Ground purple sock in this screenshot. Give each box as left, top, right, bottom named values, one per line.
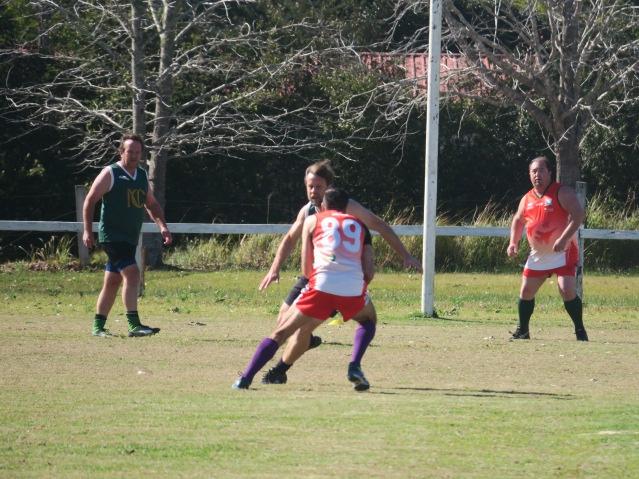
left=242, top=338, right=279, bottom=381
left=351, top=320, right=376, bottom=365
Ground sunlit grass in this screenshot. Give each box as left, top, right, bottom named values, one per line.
left=1, top=270, right=638, bottom=478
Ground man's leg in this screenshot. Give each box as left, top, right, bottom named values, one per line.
left=261, top=305, right=298, bottom=384
left=120, top=264, right=159, bottom=337
left=347, top=302, right=377, bottom=391
left=261, top=285, right=323, bottom=385
left=512, top=275, right=546, bottom=339
left=277, top=277, right=322, bottom=346
left=261, top=329, right=308, bottom=385
left=233, top=309, right=322, bottom=389
left=350, top=302, right=377, bottom=365
left=263, top=309, right=324, bottom=384
left=275, top=302, right=291, bottom=327
left=281, top=329, right=313, bottom=366
left=279, top=301, right=320, bottom=356
left=557, top=275, right=588, bottom=341
left=93, top=271, right=122, bottom=336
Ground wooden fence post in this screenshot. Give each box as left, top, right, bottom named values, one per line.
left=75, top=186, right=89, bottom=268
left=575, top=181, right=587, bottom=299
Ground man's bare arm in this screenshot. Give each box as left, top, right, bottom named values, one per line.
left=507, top=196, right=526, bottom=258
left=82, top=168, right=112, bottom=249
left=346, top=199, right=421, bottom=272
left=145, top=189, right=172, bottom=245
left=300, top=215, right=316, bottom=279
left=554, top=186, right=585, bottom=252
left=362, top=244, right=375, bottom=284
left=259, top=206, right=308, bottom=290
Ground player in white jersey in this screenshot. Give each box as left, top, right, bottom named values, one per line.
left=260, top=159, right=420, bottom=385
left=233, top=188, right=376, bottom=391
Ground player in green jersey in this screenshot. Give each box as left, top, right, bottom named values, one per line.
left=83, top=133, right=172, bottom=337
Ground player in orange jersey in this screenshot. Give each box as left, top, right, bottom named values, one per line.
left=507, top=156, right=588, bottom=341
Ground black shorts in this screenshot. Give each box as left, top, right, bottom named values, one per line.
left=101, top=242, right=137, bottom=273
left=284, top=276, right=309, bottom=306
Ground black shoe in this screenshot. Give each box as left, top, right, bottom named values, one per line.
left=347, top=363, right=370, bottom=391
left=232, top=376, right=251, bottom=390
left=308, top=334, right=322, bottom=350
left=575, top=328, right=589, bottom=341
left=261, top=367, right=287, bottom=384
left=510, top=327, right=530, bottom=340
left=128, top=325, right=161, bottom=337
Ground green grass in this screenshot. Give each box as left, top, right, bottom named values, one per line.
left=1, top=270, right=638, bottom=478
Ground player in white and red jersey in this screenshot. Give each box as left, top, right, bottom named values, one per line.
left=259, top=159, right=420, bottom=386
left=305, top=208, right=368, bottom=298
left=507, top=156, right=588, bottom=341
left=233, top=188, right=376, bottom=391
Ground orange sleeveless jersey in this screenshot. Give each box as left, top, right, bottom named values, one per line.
left=523, top=182, right=577, bottom=270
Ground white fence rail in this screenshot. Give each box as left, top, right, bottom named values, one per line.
left=1, top=220, right=639, bottom=240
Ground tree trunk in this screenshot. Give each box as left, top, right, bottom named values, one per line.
left=145, top=0, right=177, bottom=268
left=555, top=130, right=581, bottom=187
left=131, top=0, right=146, bottom=139
left=555, top=0, right=581, bottom=188
left=131, top=1, right=148, bottom=292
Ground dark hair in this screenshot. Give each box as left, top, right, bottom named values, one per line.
left=119, top=133, right=144, bottom=153
left=323, top=187, right=349, bottom=212
left=529, top=156, right=553, bottom=171
left=305, top=159, right=335, bottom=185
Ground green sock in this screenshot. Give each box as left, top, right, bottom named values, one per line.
left=93, top=314, right=107, bottom=333
left=126, top=311, right=141, bottom=331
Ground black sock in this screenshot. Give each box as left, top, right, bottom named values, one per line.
left=518, top=298, right=535, bottom=332
left=273, top=359, right=291, bottom=374
left=564, top=296, right=584, bottom=331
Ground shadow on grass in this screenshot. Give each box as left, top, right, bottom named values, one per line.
left=381, top=386, right=575, bottom=400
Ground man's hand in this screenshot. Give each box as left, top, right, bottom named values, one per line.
left=161, top=228, right=173, bottom=246
left=403, top=254, right=423, bottom=273
left=259, top=270, right=280, bottom=291
left=552, top=237, right=568, bottom=252
left=507, top=243, right=518, bottom=257
left=83, top=230, right=94, bottom=249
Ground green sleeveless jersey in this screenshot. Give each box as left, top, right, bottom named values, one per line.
left=98, top=163, right=149, bottom=245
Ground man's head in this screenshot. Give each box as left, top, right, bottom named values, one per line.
left=529, top=156, right=552, bottom=190
left=322, top=187, right=349, bottom=212
left=304, top=160, right=335, bottom=206
left=119, top=133, right=144, bottom=168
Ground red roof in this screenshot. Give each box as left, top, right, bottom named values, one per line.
left=361, top=52, right=490, bottom=96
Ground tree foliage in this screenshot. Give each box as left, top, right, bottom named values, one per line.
left=1, top=0, right=638, bottom=264
left=382, top=0, right=639, bottom=187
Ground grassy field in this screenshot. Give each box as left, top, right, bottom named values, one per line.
left=1, top=270, right=638, bottom=478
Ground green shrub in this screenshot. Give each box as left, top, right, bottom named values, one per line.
left=231, top=234, right=286, bottom=270
left=164, top=237, right=234, bottom=270
left=18, top=235, right=79, bottom=271
left=77, top=199, right=639, bottom=272
left=584, top=193, right=639, bottom=271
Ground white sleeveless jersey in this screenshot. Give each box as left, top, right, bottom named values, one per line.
left=308, top=211, right=365, bottom=297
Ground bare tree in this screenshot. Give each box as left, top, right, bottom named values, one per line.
left=1, top=0, right=361, bottom=265
left=383, top=0, right=639, bottom=186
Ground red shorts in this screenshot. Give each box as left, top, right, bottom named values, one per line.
left=523, top=244, right=579, bottom=278
left=295, top=288, right=365, bottom=321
